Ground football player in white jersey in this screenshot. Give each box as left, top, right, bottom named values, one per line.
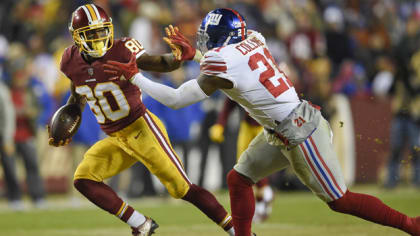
left=104, top=8, right=420, bottom=236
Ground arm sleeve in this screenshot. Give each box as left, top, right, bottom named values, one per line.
left=216, top=98, right=237, bottom=127
left=200, top=51, right=236, bottom=88
left=131, top=73, right=208, bottom=109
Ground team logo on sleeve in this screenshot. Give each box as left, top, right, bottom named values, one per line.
left=208, top=13, right=223, bottom=25
left=88, top=67, right=94, bottom=76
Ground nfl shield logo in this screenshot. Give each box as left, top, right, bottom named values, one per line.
left=88, top=68, right=94, bottom=76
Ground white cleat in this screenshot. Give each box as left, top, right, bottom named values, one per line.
left=131, top=216, right=159, bottom=236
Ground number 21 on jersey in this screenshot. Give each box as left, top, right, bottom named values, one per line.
left=248, top=48, right=293, bottom=98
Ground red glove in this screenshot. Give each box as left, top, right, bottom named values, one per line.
left=163, top=25, right=196, bottom=61
left=103, top=53, right=139, bottom=81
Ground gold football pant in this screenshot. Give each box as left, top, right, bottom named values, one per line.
left=74, top=110, right=191, bottom=199
left=236, top=121, right=263, bottom=160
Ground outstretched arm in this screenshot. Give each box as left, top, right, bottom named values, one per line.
left=103, top=54, right=233, bottom=109
left=136, top=25, right=200, bottom=73
left=131, top=73, right=209, bottom=109
left=136, top=53, right=181, bottom=72
left=129, top=72, right=232, bottom=109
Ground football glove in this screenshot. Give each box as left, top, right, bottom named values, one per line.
left=209, top=124, right=225, bottom=143
left=163, top=25, right=197, bottom=61
left=163, top=25, right=182, bottom=61
left=103, top=53, right=139, bottom=82
left=47, top=124, right=72, bottom=147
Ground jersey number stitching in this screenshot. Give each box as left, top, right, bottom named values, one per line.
left=125, top=39, right=143, bottom=54
left=248, top=48, right=293, bottom=98
left=76, top=82, right=130, bottom=124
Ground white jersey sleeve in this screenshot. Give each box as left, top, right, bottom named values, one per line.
left=247, top=30, right=266, bottom=45
left=200, top=51, right=236, bottom=87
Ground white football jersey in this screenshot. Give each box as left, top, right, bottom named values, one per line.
left=200, top=31, right=301, bottom=130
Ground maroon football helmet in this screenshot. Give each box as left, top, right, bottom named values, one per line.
left=69, top=4, right=114, bottom=58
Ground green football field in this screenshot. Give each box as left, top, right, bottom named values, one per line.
left=0, top=185, right=419, bottom=236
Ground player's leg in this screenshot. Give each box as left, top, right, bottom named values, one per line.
left=127, top=111, right=235, bottom=235
left=228, top=131, right=290, bottom=236
left=0, top=149, right=23, bottom=209
left=407, top=118, right=420, bottom=187
left=384, top=117, right=405, bottom=188
left=287, top=118, right=420, bottom=235
left=73, top=136, right=156, bottom=235
left=237, top=122, right=273, bottom=222
left=16, top=140, right=46, bottom=205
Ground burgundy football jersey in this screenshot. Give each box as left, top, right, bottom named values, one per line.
left=60, top=37, right=147, bottom=135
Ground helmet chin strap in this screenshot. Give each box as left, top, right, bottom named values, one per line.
left=82, top=39, right=108, bottom=58
left=92, top=41, right=105, bottom=56
left=222, top=35, right=232, bottom=46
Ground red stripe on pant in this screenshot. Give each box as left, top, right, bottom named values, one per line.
left=299, top=143, right=335, bottom=200
left=308, top=137, right=344, bottom=195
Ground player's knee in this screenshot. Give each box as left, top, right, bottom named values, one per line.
left=327, top=191, right=351, bottom=213
left=73, top=178, right=88, bottom=193
left=227, top=169, right=253, bottom=188
left=167, top=182, right=190, bottom=199
left=73, top=162, right=103, bottom=182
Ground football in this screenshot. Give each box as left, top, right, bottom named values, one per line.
left=49, top=103, right=82, bottom=145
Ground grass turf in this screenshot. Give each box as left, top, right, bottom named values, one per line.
left=0, top=185, right=418, bottom=236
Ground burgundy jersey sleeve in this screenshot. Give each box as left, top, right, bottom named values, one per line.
left=60, top=46, right=77, bottom=80
left=119, top=37, right=146, bottom=60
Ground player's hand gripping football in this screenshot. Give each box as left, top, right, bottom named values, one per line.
left=47, top=125, right=72, bottom=147
left=163, top=25, right=197, bottom=61
left=103, top=53, right=139, bottom=82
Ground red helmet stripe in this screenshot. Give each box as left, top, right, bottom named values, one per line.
left=226, top=8, right=245, bottom=40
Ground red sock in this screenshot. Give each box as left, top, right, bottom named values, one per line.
left=182, top=184, right=233, bottom=231
left=74, top=179, right=134, bottom=223
left=227, top=169, right=254, bottom=236
left=328, top=190, right=417, bottom=234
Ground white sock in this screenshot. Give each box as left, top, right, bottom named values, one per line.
left=127, top=211, right=146, bottom=228
left=227, top=227, right=235, bottom=236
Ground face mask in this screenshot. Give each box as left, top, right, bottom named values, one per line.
left=91, top=41, right=105, bottom=57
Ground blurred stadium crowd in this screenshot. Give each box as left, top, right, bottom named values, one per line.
left=0, top=0, right=419, bottom=210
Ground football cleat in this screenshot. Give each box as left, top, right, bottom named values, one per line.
left=131, top=216, right=159, bottom=236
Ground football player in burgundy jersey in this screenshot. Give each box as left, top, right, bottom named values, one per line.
left=49, top=4, right=235, bottom=236
left=105, top=8, right=420, bottom=236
